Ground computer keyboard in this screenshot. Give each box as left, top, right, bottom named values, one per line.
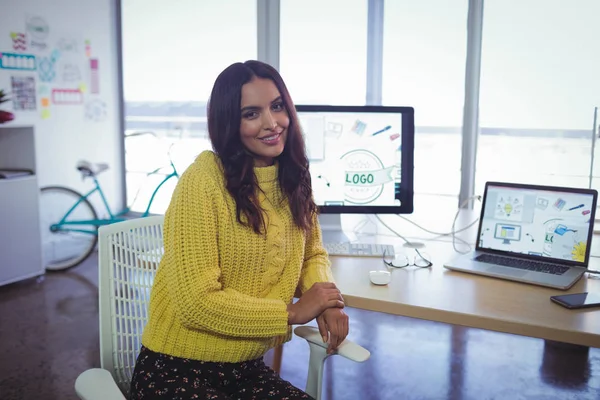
left=324, top=242, right=395, bottom=257
left=475, top=253, right=569, bottom=275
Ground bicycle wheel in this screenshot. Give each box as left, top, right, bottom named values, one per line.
left=39, top=186, right=99, bottom=271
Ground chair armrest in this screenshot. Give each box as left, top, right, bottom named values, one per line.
left=294, top=326, right=370, bottom=363
left=293, top=286, right=303, bottom=299
left=74, top=368, right=126, bottom=400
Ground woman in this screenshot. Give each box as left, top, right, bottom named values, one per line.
left=129, top=60, right=349, bottom=399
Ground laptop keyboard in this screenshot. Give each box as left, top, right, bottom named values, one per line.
left=475, top=253, right=570, bottom=275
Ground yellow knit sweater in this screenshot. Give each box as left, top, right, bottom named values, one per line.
left=142, top=150, right=334, bottom=362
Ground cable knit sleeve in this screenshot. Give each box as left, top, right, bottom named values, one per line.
left=163, top=163, right=289, bottom=338
left=298, top=213, right=335, bottom=293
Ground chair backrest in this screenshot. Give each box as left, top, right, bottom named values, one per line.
left=97, top=216, right=165, bottom=395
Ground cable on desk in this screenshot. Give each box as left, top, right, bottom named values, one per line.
left=376, top=211, right=473, bottom=252
left=586, top=269, right=600, bottom=275
left=450, top=195, right=482, bottom=253
left=374, top=214, right=415, bottom=246
left=375, top=195, right=482, bottom=254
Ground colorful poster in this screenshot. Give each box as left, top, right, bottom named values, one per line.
left=85, top=99, right=107, bottom=121
left=11, top=76, right=37, bottom=110
left=26, top=15, right=49, bottom=51
left=38, top=85, right=50, bottom=95
left=85, top=39, right=91, bottom=57
left=56, top=37, right=79, bottom=53
left=61, top=62, right=81, bottom=82
left=90, top=58, right=99, bottom=93
left=52, top=88, right=83, bottom=105
left=37, top=53, right=58, bottom=82
left=10, top=32, right=27, bottom=51
left=0, top=52, right=36, bottom=70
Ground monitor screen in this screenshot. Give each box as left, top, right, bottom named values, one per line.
left=295, top=105, right=414, bottom=214
left=478, top=183, right=597, bottom=264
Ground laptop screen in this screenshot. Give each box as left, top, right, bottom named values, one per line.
left=479, top=184, right=596, bottom=265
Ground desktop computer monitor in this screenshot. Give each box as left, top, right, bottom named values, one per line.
left=295, top=105, right=415, bottom=242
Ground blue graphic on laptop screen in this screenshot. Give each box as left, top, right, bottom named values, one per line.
left=297, top=111, right=402, bottom=206
left=479, top=185, right=593, bottom=263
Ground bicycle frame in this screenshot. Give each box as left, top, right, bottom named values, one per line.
left=52, top=159, right=179, bottom=235
left=138, top=159, right=179, bottom=217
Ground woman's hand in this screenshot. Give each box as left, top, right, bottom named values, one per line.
left=287, top=282, right=344, bottom=325
left=317, top=307, right=349, bottom=354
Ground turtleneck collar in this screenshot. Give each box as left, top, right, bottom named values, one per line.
left=253, top=161, right=278, bottom=184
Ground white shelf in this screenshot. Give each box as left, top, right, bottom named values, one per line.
left=0, top=175, right=36, bottom=183
left=0, top=126, right=44, bottom=286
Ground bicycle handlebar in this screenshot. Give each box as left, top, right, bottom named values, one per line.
left=125, top=130, right=179, bottom=173
left=167, top=142, right=177, bottom=162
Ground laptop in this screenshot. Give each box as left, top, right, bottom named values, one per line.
left=444, top=182, right=598, bottom=290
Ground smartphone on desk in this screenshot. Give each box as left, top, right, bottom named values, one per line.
left=550, top=292, right=600, bottom=310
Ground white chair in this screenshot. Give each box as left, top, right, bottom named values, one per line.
left=74, top=216, right=370, bottom=400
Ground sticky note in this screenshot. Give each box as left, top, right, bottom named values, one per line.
left=41, top=109, right=51, bottom=119
left=41, top=97, right=49, bottom=107
left=79, top=83, right=87, bottom=93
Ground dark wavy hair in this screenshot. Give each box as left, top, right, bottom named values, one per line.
left=207, top=60, right=317, bottom=234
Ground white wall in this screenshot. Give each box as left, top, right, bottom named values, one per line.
left=0, top=0, right=123, bottom=213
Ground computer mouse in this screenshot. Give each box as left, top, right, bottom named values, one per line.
left=369, top=270, right=391, bottom=285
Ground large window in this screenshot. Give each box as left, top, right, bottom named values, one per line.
left=120, top=1, right=600, bottom=215
left=382, top=0, right=468, bottom=197
left=279, top=0, right=368, bottom=105
left=477, top=0, right=600, bottom=195
left=121, top=0, right=257, bottom=214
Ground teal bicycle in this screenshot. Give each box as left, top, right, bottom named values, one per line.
left=39, top=131, right=181, bottom=271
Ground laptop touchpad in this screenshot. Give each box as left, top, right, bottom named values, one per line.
left=487, top=266, right=528, bottom=278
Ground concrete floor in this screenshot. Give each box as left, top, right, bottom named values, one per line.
left=1, top=252, right=599, bottom=400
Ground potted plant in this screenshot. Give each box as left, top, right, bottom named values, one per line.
left=0, top=89, right=15, bottom=123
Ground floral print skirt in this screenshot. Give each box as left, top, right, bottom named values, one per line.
left=129, top=346, right=313, bottom=400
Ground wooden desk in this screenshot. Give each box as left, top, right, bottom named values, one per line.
left=330, top=238, right=600, bottom=348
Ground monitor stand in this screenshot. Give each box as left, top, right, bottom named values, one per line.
left=318, top=214, right=353, bottom=243
left=319, top=213, right=426, bottom=249
left=402, top=240, right=426, bottom=249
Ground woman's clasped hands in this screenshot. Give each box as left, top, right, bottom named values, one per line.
left=287, top=282, right=349, bottom=354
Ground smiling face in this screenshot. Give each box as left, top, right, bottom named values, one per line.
left=239, top=77, right=289, bottom=167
